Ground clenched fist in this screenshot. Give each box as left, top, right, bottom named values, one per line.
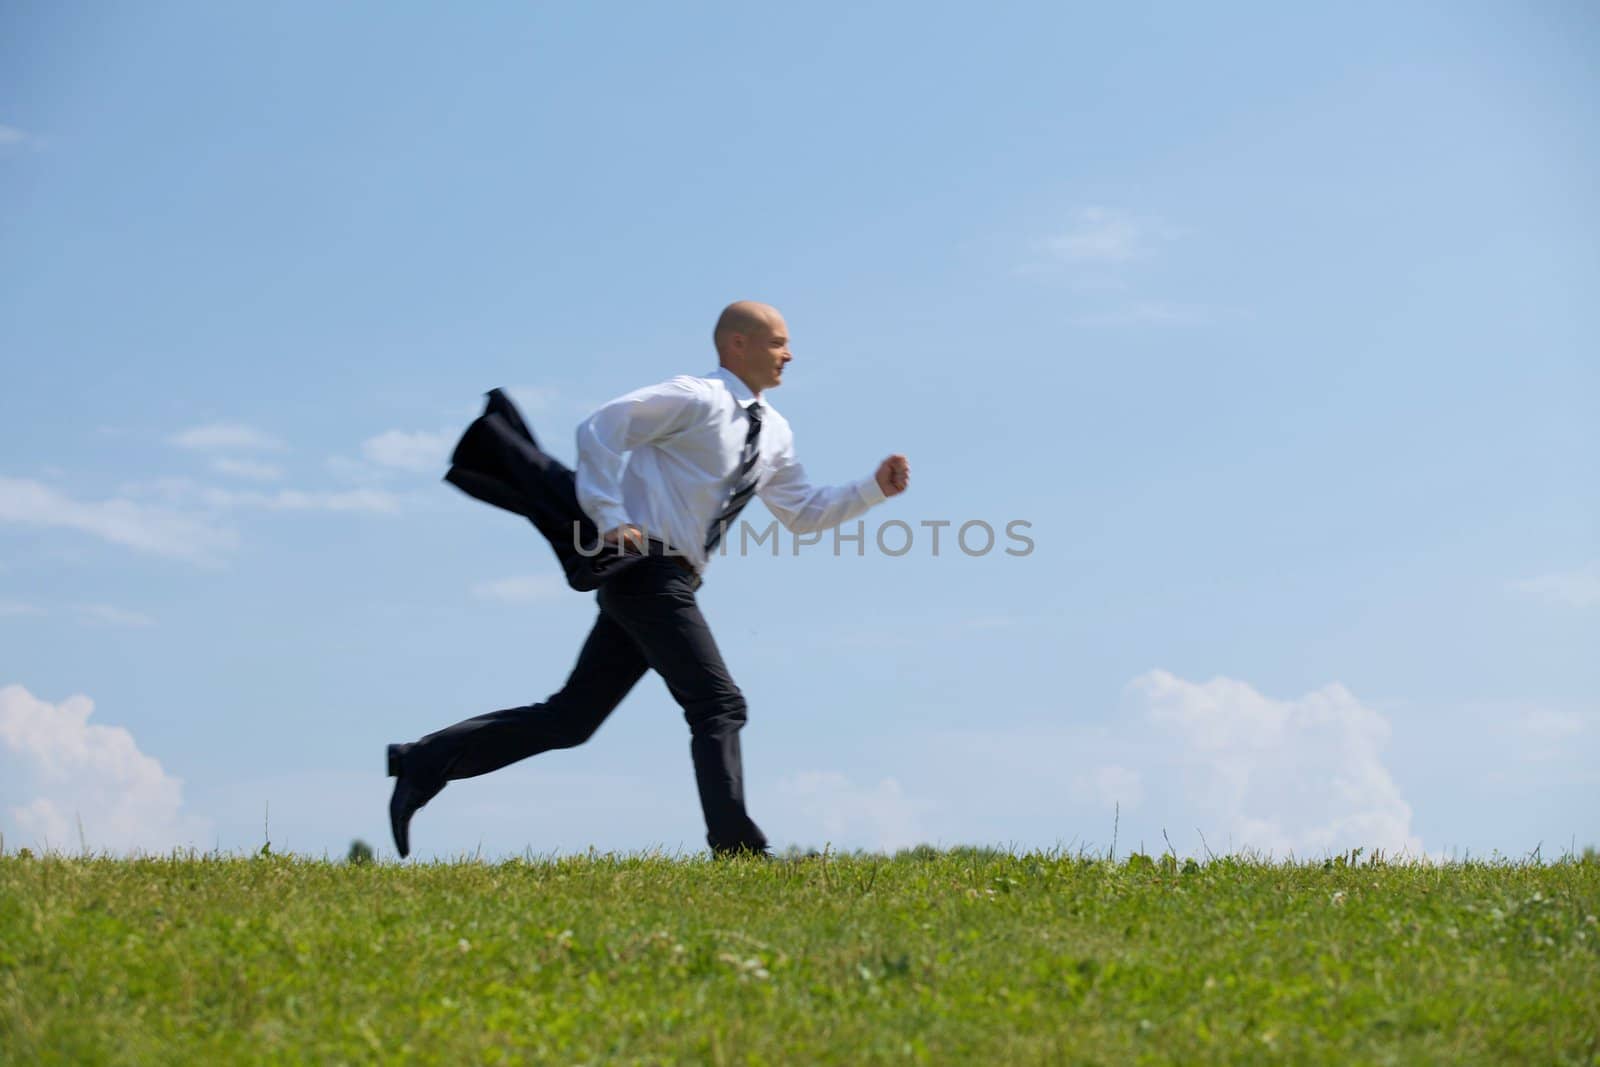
left=874, top=454, right=910, bottom=498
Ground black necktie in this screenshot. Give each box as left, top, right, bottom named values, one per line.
left=704, top=401, right=763, bottom=555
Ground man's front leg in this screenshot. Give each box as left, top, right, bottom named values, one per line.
left=689, top=716, right=768, bottom=856
left=598, top=564, right=769, bottom=855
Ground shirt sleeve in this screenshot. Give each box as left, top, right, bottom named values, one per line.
left=576, top=376, right=706, bottom=533
left=757, top=429, right=887, bottom=535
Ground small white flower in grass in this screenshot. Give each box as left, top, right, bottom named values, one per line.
left=1330, top=891, right=1346, bottom=907
left=716, top=952, right=770, bottom=981
left=457, top=938, right=471, bottom=953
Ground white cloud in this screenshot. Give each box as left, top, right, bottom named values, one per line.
left=0, top=473, right=400, bottom=567
left=924, top=670, right=1420, bottom=858
left=200, top=487, right=401, bottom=514
left=1118, top=671, right=1419, bottom=857
left=1046, top=206, right=1176, bottom=265
left=0, top=476, right=237, bottom=564
left=170, top=422, right=284, bottom=452
left=115, top=476, right=203, bottom=503
left=1021, top=207, right=1217, bottom=328
left=73, top=604, right=156, bottom=628
left=121, top=478, right=401, bottom=515
left=361, top=430, right=453, bottom=474
left=471, top=574, right=565, bottom=604
left=0, top=684, right=210, bottom=853
left=0, top=601, right=155, bottom=627
left=1510, top=562, right=1600, bottom=608
left=0, top=125, right=27, bottom=147
left=772, top=771, right=926, bottom=852
left=210, top=458, right=284, bottom=482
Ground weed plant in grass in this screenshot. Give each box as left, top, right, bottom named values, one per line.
left=2, top=846, right=1597, bottom=1063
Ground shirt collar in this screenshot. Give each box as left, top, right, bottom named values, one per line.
left=709, top=366, right=761, bottom=407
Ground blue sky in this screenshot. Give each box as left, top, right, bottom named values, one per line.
left=2, top=2, right=1595, bottom=860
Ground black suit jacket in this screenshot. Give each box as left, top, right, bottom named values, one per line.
left=443, top=389, right=643, bottom=591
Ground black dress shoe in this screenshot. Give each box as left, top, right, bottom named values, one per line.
left=386, top=743, right=440, bottom=860
left=389, top=776, right=429, bottom=860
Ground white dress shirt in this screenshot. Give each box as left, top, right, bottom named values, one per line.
left=575, top=366, right=886, bottom=572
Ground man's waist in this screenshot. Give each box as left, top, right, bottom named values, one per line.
left=638, top=538, right=700, bottom=576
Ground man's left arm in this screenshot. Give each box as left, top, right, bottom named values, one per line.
left=758, top=433, right=910, bottom=535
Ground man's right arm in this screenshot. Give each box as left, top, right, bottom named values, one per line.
left=575, top=376, right=705, bottom=540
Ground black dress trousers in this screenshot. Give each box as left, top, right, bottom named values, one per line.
left=401, top=553, right=768, bottom=856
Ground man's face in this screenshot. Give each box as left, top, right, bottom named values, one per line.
left=735, top=311, right=793, bottom=392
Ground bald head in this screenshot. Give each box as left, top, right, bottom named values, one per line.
left=713, top=301, right=780, bottom=354
left=713, top=300, right=792, bottom=394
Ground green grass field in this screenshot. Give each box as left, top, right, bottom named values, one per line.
left=2, top=846, right=1596, bottom=1064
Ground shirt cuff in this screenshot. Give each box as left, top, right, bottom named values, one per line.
left=854, top=472, right=887, bottom=508
left=584, top=502, right=632, bottom=537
